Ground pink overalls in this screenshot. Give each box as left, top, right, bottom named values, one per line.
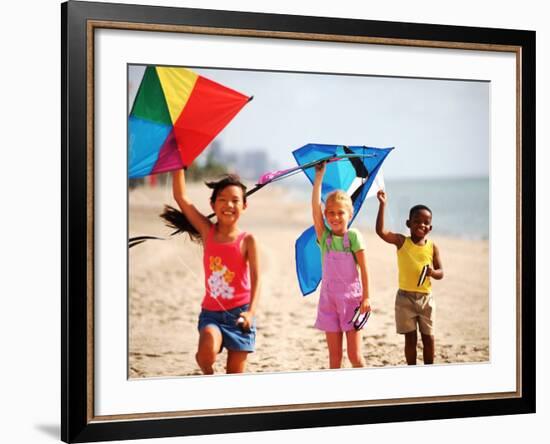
left=315, top=232, right=363, bottom=332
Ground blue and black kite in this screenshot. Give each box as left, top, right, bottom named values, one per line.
left=291, top=144, right=393, bottom=296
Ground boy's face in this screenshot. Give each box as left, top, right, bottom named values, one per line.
left=324, top=202, right=352, bottom=235
left=406, top=209, right=432, bottom=239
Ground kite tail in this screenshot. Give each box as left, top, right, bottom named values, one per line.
left=159, top=205, right=203, bottom=243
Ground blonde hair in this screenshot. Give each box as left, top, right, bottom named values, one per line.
left=325, top=190, right=353, bottom=215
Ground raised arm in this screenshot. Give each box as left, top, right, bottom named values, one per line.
left=312, top=162, right=326, bottom=242
left=172, top=169, right=212, bottom=239
left=428, top=243, right=444, bottom=280
left=376, top=190, right=405, bottom=248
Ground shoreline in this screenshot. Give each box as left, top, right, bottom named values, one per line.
left=129, top=182, right=490, bottom=241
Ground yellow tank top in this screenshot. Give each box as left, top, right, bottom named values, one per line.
left=397, top=237, right=433, bottom=293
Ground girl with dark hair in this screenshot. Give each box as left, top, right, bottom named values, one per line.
left=162, top=169, right=261, bottom=374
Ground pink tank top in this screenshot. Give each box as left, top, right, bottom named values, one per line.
left=202, top=226, right=251, bottom=311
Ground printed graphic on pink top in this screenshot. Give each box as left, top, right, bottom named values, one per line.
left=207, top=256, right=236, bottom=300
left=202, top=229, right=250, bottom=311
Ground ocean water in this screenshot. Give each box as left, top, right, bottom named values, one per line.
left=284, top=177, right=489, bottom=240
left=358, top=177, right=489, bottom=240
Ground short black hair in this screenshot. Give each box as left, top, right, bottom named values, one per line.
left=409, top=204, right=432, bottom=219
left=206, top=174, right=247, bottom=205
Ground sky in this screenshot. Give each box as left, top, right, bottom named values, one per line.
left=129, top=64, right=489, bottom=180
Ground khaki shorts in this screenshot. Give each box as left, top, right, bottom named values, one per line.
left=395, top=289, right=435, bottom=335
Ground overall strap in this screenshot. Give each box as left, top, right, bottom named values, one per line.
left=326, top=232, right=351, bottom=252
left=326, top=232, right=333, bottom=249
left=343, top=232, right=350, bottom=249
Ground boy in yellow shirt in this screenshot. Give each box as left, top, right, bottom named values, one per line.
left=376, top=190, right=444, bottom=365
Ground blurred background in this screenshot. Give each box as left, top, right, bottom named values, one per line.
left=129, top=64, right=489, bottom=239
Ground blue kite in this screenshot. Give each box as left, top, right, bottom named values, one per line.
left=292, top=144, right=394, bottom=296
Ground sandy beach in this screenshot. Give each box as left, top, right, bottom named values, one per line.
left=128, top=182, right=489, bottom=378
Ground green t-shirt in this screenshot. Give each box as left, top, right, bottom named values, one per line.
left=319, top=228, right=365, bottom=263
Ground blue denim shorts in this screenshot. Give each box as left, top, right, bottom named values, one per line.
left=197, top=304, right=256, bottom=353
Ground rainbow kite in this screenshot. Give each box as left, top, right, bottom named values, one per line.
left=129, top=66, right=252, bottom=178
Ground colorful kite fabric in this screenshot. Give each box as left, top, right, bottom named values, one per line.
left=293, top=144, right=394, bottom=296
left=129, top=66, right=251, bottom=178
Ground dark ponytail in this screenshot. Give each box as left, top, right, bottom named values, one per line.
left=159, top=174, right=247, bottom=243
left=160, top=205, right=202, bottom=242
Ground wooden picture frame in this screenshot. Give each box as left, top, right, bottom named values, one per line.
left=62, top=1, right=535, bottom=442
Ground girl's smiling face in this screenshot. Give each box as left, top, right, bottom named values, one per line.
left=324, top=202, right=352, bottom=235
left=211, top=185, right=246, bottom=225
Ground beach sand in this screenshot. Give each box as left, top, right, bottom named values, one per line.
left=128, top=183, right=489, bottom=377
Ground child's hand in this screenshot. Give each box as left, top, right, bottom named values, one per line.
left=425, top=265, right=443, bottom=280
left=238, top=311, right=254, bottom=332
left=314, top=161, right=327, bottom=176
left=359, top=298, right=371, bottom=314
left=377, top=189, right=387, bottom=204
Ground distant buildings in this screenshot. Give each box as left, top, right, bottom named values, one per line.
left=129, top=140, right=277, bottom=188
left=203, top=141, right=273, bottom=182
